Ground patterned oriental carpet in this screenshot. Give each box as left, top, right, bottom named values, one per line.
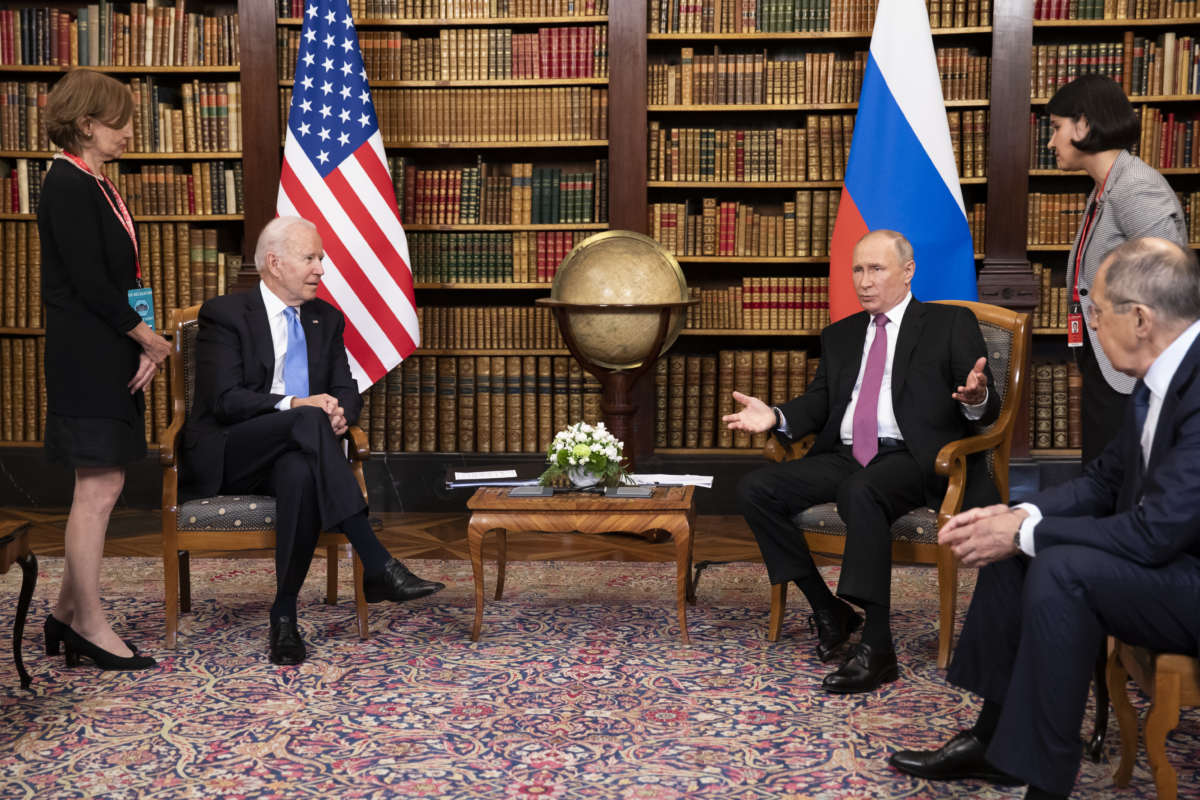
left=0, top=558, right=1196, bottom=800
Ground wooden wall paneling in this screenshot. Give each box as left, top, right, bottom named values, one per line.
left=236, top=0, right=283, bottom=288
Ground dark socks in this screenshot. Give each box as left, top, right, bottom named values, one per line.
left=794, top=574, right=836, bottom=612
left=860, top=601, right=892, bottom=650
left=270, top=595, right=297, bottom=625
left=339, top=510, right=391, bottom=575
left=1025, top=786, right=1068, bottom=800
left=972, top=699, right=1003, bottom=744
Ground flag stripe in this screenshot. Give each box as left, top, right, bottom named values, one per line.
left=278, top=166, right=413, bottom=369
left=280, top=153, right=416, bottom=358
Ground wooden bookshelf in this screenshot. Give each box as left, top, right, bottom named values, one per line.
left=413, top=282, right=553, bottom=290
left=1032, top=95, right=1200, bottom=104
left=0, top=328, right=45, bottom=336
left=0, top=65, right=240, bottom=73
left=1032, top=17, right=1196, bottom=28
left=0, top=151, right=243, bottom=159
left=406, top=223, right=607, bottom=232
left=277, top=16, right=610, bottom=27
left=385, top=140, right=609, bottom=148
left=280, top=78, right=608, bottom=88
left=679, top=329, right=823, bottom=336
left=1030, top=168, right=1200, bottom=176
left=415, top=348, right=568, bottom=356
left=647, top=27, right=993, bottom=40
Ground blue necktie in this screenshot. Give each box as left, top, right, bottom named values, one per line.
left=283, top=306, right=309, bottom=398
left=1132, top=380, right=1151, bottom=484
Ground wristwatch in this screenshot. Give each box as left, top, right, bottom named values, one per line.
left=1012, top=527, right=1021, bottom=554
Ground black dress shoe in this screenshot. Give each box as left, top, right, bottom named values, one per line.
left=269, top=617, right=306, bottom=666
left=821, top=642, right=899, bottom=693
left=45, top=615, right=139, bottom=656
left=363, top=558, right=445, bottom=604
left=63, top=628, right=156, bottom=671
left=889, top=730, right=1023, bottom=786
left=809, top=599, right=863, bottom=661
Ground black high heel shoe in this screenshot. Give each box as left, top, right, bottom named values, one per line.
left=63, top=628, right=156, bottom=671
left=45, top=615, right=139, bottom=656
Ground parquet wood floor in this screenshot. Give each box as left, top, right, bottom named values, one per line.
left=0, top=507, right=768, bottom=565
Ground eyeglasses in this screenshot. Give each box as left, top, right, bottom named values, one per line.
left=1080, top=296, right=1138, bottom=326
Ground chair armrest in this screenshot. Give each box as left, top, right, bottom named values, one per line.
left=159, top=413, right=185, bottom=467
left=347, top=425, right=370, bottom=463
left=763, top=433, right=815, bottom=463
left=932, top=429, right=1007, bottom=527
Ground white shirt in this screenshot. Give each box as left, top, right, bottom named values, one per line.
left=775, top=293, right=988, bottom=439
left=259, top=281, right=299, bottom=411
left=1017, top=317, right=1200, bottom=555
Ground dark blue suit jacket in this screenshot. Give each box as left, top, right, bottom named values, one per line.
left=1030, top=331, right=1200, bottom=567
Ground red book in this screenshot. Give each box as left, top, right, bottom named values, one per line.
left=402, top=164, right=416, bottom=224
left=537, top=232, right=547, bottom=282
left=538, top=28, right=549, bottom=79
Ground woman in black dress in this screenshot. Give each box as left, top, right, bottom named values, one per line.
left=39, top=69, right=169, bottom=670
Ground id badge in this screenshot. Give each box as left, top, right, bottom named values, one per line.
left=128, top=287, right=155, bottom=328
left=1067, top=310, right=1084, bottom=348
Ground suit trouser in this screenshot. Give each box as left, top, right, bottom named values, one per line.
left=947, top=547, right=1200, bottom=795
left=735, top=444, right=926, bottom=608
left=220, top=406, right=370, bottom=597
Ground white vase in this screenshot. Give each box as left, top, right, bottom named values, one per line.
left=568, top=466, right=601, bottom=488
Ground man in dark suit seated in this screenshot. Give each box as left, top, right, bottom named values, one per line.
left=182, top=215, right=444, bottom=665
left=724, top=229, right=1001, bottom=693
left=889, top=238, right=1200, bottom=799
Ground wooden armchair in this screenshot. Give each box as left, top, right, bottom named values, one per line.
left=1107, top=642, right=1200, bottom=799
left=159, top=304, right=369, bottom=649
left=763, top=299, right=1030, bottom=668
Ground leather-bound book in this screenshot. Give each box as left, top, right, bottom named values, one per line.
left=506, top=355, right=523, bottom=453
left=654, top=358, right=669, bottom=447
left=385, top=366, right=403, bottom=452
left=10, top=340, right=23, bottom=441
left=537, top=356, right=553, bottom=451
left=699, top=355, right=717, bottom=448
left=522, top=355, right=538, bottom=452
left=667, top=353, right=686, bottom=447
left=568, top=358, right=584, bottom=425
left=732, top=350, right=751, bottom=448
left=582, top=372, right=602, bottom=427
left=750, top=349, right=770, bottom=448
left=552, top=356, right=570, bottom=434
left=418, top=356, right=437, bottom=452
left=684, top=354, right=701, bottom=448
left=457, top=355, right=476, bottom=452
left=474, top=356, right=491, bottom=454
left=789, top=349, right=808, bottom=398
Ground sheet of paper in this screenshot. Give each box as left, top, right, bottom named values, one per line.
left=455, top=469, right=519, bottom=480
left=628, top=473, right=714, bottom=489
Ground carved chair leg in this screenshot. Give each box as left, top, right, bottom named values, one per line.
left=163, top=545, right=180, bottom=649
left=767, top=582, right=787, bottom=642
left=935, top=546, right=958, bottom=670
left=1087, top=644, right=1110, bottom=762
left=325, top=544, right=338, bottom=605
left=1106, top=646, right=1138, bottom=789
left=178, top=550, right=192, bottom=614
left=1146, top=667, right=1182, bottom=800
left=352, top=553, right=369, bottom=640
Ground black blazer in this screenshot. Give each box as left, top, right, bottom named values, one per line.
left=38, top=159, right=144, bottom=420
left=181, top=287, right=362, bottom=498
left=777, top=299, right=1001, bottom=507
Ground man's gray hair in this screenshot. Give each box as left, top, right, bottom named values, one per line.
left=859, top=229, right=915, bottom=265
left=254, top=216, right=317, bottom=272
left=1103, top=237, right=1200, bottom=324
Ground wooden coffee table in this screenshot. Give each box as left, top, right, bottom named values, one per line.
left=0, top=521, right=36, bottom=689
left=466, top=486, right=698, bottom=643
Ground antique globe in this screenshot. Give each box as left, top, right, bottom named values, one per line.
left=536, top=230, right=694, bottom=467
left=547, top=230, right=689, bottom=369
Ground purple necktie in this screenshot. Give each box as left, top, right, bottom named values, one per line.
left=852, top=313, right=889, bottom=466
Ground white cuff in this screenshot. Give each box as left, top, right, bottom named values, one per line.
left=1014, top=502, right=1042, bottom=556
left=772, top=406, right=790, bottom=437
left=275, top=396, right=294, bottom=411
left=961, top=387, right=990, bottom=420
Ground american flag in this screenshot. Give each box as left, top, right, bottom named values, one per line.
left=277, top=0, right=418, bottom=391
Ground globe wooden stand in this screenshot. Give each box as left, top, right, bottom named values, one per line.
left=537, top=299, right=696, bottom=470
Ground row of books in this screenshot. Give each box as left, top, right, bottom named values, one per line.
left=652, top=196, right=986, bottom=259
left=648, top=119, right=851, bottom=183
left=0, top=78, right=242, bottom=154
left=1030, top=35, right=1200, bottom=100
left=0, top=158, right=46, bottom=216
left=655, top=350, right=821, bottom=450
left=1030, top=360, right=1083, bottom=451
left=281, top=25, right=609, bottom=82
left=1028, top=192, right=1199, bottom=245
left=0, top=222, right=42, bottom=329
left=395, top=161, right=607, bottom=225
left=947, top=110, right=989, bottom=179
left=1031, top=262, right=1070, bottom=330
left=0, top=337, right=44, bottom=444
left=936, top=47, right=991, bottom=102
left=649, top=49, right=867, bottom=106
left=1029, top=107, right=1199, bottom=170
left=651, top=193, right=843, bottom=258
left=407, top=229, right=590, bottom=283
left=0, top=4, right=240, bottom=67
left=281, top=86, right=608, bottom=143
left=357, top=355, right=604, bottom=454
left=1033, top=0, right=1196, bottom=20
left=684, top=277, right=831, bottom=331
left=417, top=305, right=565, bottom=350
left=276, top=0, right=610, bottom=19
left=0, top=157, right=244, bottom=216
left=649, top=0, right=877, bottom=33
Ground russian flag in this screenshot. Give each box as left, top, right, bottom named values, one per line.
left=828, top=0, right=977, bottom=322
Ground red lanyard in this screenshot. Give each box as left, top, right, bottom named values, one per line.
left=56, top=151, right=141, bottom=283
left=1072, top=162, right=1114, bottom=303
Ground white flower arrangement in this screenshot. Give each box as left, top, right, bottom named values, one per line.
left=539, top=421, right=629, bottom=488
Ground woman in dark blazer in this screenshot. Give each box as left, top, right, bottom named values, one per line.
left=38, top=69, right=170, bottom=670
left=1047, top=74, right=1188, bottom=464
